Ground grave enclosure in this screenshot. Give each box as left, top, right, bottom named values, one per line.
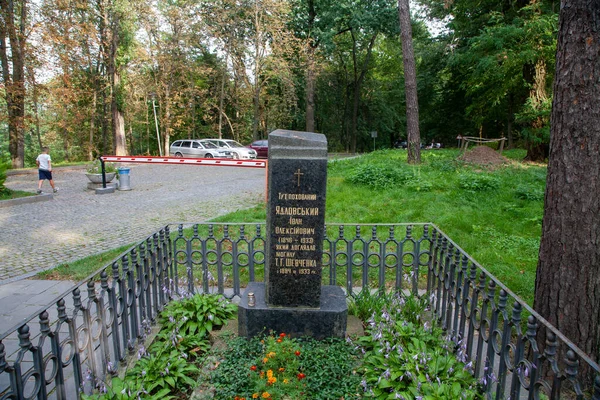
left=1, top=130, right=599, bottom=399
left=238, top=130, right=348, bottom=339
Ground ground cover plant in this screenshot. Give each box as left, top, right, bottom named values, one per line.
left=82, top=293, right=237, bottom=399
left=352, top=290, right=483, bottom=399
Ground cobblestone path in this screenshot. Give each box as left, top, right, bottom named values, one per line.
left=0, top=164, right=265, bottom=283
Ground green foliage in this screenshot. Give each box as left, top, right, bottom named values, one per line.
left=0, top=158, right=10, bottom=195
left=211, top=334, right=362, bottom=399
left=458, top=172, right=500, bottom=192
left=354, top=292, right=482, bottom=399
left=87, top=160, right=118, bottom=174
left=347, top=163, right=412, bottom=188
left=158, top=293, right=237, bottom=338
left=515, top=184, right=544, bottom=201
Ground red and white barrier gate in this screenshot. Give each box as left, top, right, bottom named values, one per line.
left=100, top=155, right=267, bottom=169
left=100, top=155, right=269, bottom=200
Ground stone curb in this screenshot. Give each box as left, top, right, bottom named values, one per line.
left=0, top=193, right=53, bottom=208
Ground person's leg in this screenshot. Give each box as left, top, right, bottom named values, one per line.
left=49, top=179, right=57, bottom=192
left=37, top=180, right=43, bottom=193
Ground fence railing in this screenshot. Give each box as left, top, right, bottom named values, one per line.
left=1, top=223, right=599, bottom=399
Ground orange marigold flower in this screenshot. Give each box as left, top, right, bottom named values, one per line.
left=252, top=394, right=259, bottom=399
left=267, top=370, right=274, bottom=378
left=283, top=378, right=289, bottom=384
left=262, top=357, right=268, bottom=364
left=260, top=371, right=265, bottom=378
left=267, top=352, right=276, bottom=358
left=250, top=365, right=257, bottom=371
left=276, top=339, right=282, bottom=343
left=297, top=372, right=306, bottom=380
left=279, top=333, right=286, bottom=338
left=267, top=376, right=277, bottom=385
left=278, top=367, right=285, bottom=372
left=262, top=392, right=271, bottom=399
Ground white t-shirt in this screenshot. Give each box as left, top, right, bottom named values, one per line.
left=37, top=153, right=51, bottom=170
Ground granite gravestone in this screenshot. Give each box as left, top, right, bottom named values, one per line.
left=238, top=130, right=347, bottom=339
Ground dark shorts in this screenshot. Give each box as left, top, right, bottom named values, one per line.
left=39, top=169, right=53, bottom=180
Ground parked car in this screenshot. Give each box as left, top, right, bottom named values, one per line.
left=204, top=139, right=257, bottom=159
left=169, top=140, right=233, bottom=158
left=247, top=140, right=268, bottom=158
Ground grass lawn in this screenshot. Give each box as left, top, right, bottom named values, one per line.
left=37, top=147, right=545, bottom=305
left=0, top=189, right=37, bottom=200
left=215, top=148, right=545, bottom=305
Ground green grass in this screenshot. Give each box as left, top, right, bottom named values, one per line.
left=36, top=148, right=545, bottom=305
left=0, top=189, right=37, bottom=200
left=36, top=243, right=134, bottom=282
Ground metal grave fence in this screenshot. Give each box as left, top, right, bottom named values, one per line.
left=1, top=223, right=599, bottom=399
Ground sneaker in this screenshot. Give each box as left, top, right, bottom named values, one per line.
left=36, top=189, right=42, bottom=194
left=53, top=188, right=59, bottom=193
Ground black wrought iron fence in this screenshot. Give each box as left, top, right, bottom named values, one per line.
left=1, top=223, right=599, bottom=399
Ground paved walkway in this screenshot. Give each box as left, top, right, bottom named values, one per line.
left=0, top=163, right=265, bottom=284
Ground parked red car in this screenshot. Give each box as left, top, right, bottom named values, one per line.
left=247, top=140, right=268, bottom=158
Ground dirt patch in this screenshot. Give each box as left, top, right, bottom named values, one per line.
left=458, top=145, right=509, bottom=167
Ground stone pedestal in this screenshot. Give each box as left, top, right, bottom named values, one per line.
left=238, top=282, right=347, bottom=339
left=87, top=182, right=118, bottom=190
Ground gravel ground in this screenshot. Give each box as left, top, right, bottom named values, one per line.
left=0, top=164, right=265, bottom=283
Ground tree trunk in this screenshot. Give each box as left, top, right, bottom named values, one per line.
left=0, top=0, right=27, bottom=168
left=110, top=12, right=127, bottom=156
left=534, top=0, right=600, bottom=381
left=398, top=0, right=421, bottom=164
left=306, top=44, right=316, bottom=133
left=305, top=0, right=316, bottom=133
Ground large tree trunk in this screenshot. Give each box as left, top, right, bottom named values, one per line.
left=349, top=31, right=377, bottom=154
left=110, top=12, right=127, bottom=156
left=305, top=44, right=316, bottom=133
left=397, top=0, right=421, bottom=164
left=305, top=0, right=316, bottom=133
left=0, top=0, right=27, bottom=168
left=533, top=0, right=600, bottom=381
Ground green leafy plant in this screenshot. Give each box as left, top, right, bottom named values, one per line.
left=353, top=292, right=483, bottom=399
left=347, top=164, right=412, bottom=188
left=458, top=172, right=500, bottom=192
left=87, top=160, right=117, bottom=174
left=158, top=293, right=237, bottom=338
left=211, top=334, right=362, bottom=400
left=515, top=184, right=544, bottom=201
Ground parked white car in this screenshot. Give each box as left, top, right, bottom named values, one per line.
left=205, top=139, right=257, bottom=159
left=170, top=140, right=233, bottom=158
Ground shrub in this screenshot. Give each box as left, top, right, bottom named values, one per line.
left=158, top=293, right=237, bottom=338
left=347, top=164, right=412, bottom=189
left=515, top=184, right=544, bottom=201
left=0, top=157, right=10, bottom=195
left=458, top=172, right=500, bottom=192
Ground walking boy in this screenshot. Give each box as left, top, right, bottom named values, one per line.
left=36, top=147, right=58, bottom=194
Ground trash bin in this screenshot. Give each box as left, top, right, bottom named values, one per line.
left=117, top=167, right=131, bottom=191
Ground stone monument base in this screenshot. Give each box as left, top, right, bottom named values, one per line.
left=238, top=282, right=348, bottom=339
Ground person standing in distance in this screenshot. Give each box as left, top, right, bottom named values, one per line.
left=36, top=146, right=58, bottom=194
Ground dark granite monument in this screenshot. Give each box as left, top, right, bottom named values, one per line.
left=238, top=130, right=348, bottom=339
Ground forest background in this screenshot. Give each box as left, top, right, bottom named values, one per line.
left=1, top=0, right=557, bottom=168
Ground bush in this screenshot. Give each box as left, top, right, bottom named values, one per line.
left=347, top=164, right=412, bottom=189
left=458, top=172, right=500, bottom=192
left=515, top=184, right=544, bottom=201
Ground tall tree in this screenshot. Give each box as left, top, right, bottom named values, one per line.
left=0, top=0, right=27, bottom=168
left=533, top=0, right=600, bottom=378
left=397, top=0, right=420, bottom=163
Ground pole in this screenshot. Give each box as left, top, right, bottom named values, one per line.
left=152, top=98, right=163, bottom=156
left=100, top=157, right=106, bottom=188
